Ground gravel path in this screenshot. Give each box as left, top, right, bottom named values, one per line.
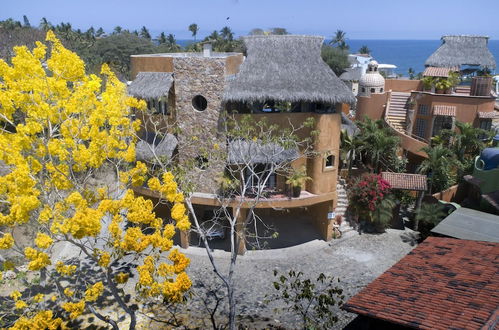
left=180, top=228, right=418, bottom=329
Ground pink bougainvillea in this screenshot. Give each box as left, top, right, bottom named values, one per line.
left=348, top=173, right=391, bottom=221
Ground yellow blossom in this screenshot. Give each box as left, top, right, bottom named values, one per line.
left=115, top=272, right=129, bottom=284
left=62, top=300, right=85, bottom=319
left=0, top=233, right=14, bottom=249
left=84, top=282, right=104, bottom=302
left=64, top=288, right=74, bottom=297
left=33, top=293, right=44, bottom=303
left=14, top=300, right=27, bottom=310
left=10, top=290, right=22, bottom=301
left=34, top=232, right=53, bottom=249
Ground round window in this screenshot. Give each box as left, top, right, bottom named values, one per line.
left=192, top=95, right=208, bottom=111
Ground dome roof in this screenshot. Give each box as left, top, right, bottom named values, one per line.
left=359, top=71, right=385, bottom=87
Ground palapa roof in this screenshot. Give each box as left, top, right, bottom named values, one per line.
left=343, top=237, right=499, bottom=329
left=228, top=139, right=299, bottom=165
left=136, top=133, right=178, bottom=162
left=128, top=72, right=173, bottom=99
left=425, top=35, right=496, bottom=69
left=224, top=35, right=356, bottom=104
left=339, top=67, right=364, bottom=82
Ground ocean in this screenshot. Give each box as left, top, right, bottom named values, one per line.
left=177, top=39, right=499, bottom=76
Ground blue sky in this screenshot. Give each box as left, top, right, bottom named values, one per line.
left=2, top=0, right=498, bottom=40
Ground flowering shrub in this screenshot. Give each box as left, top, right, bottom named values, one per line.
left=0, top=32, right=190, bottom=329
left=347, top=173, right=393, bottom=228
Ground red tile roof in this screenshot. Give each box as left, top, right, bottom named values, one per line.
left=422, top=67, right=458, bottom=77
left=381, top=172, right=427, bottom=191
left=343, top=237, right=499, bottom=330
left=478, top=111, right=499, bottom=119
left=433, top=105, right=456, bottom=117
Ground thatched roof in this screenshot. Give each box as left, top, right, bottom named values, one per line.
left=224, top=35, right=356, bottom=104
left=128, top=72, right=173, bottom=99
left=425, top=36, right=496, bottom=69
left=228, top=139, right=299, bottom=165
left=136, top=133, right=177, bottom=162
left=340, top=67, right=364, bottom=82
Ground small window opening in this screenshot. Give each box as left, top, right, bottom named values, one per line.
left=325, top=154, right=335, bottom=168
left=192, top=95, right=208, bottom=111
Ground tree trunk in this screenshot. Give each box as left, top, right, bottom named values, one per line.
left=414, top=191, right=425, bottom=231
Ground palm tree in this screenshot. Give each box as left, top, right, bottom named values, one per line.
left=40, top=17, right=52, bottom=31
left=408, top=67, right=415, bottom=80
left=140, top=26, right=151, bottom=40
left=451, top=121, right=489, bottom=163
left=209, top=30, right=220, bottom=41
left=417, top=145, right=457, bottom=194
left=113, top=26, right=122, bottom=35
left=330, top=29, right=346, bottom=46
left=96, top=27, right=105, bottom=37
left=158, top=32, right=167, bottom=44
left=188, top=23, right=199, bottom=41
left=220, top=26, right=234, bottom=41
left=414, top=202, right=446, bottom=232
left=340, top=130, right=362, bottom=175
left=358, top=45, right=370, bottom=55
left=23, top=15, right=30, bottom=28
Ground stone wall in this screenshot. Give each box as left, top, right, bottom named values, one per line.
left=173, top=57, right=227, bottom=193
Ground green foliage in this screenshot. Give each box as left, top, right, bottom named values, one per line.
left=92, top=32, right=156, bottom=79
left=267, top=270, right=344, bottom=330
left=356, top=117, right=402, bottom=173
left=422, top=76, right=434, bottom=90
left=415, top=202, right=448, bottom=239
left=418, top=144, right=459, bottom=193
left=286, top=166, right=312, bottom=188
left=188, top=23, right=199, bottom=40
left=321, top=45, right=349, bottom=76
left=358, top=45, right=371, bottom=55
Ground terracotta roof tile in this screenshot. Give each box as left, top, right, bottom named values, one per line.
left=342, top=237, right=499, bottom=330
left=381, top=172, right=427, bottom=191
left=422, top=66, right=458, bottom=77
left=433, top=105, right=457, bottom=116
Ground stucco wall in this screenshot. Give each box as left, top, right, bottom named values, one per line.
left=385, top=79, right=421, bottom=92
left=130, top=56, right=174, bottom=79
left=355, top=93, right=387, bottom=121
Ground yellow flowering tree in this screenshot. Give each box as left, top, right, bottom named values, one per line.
left=0, top=31, right=190, bottom=329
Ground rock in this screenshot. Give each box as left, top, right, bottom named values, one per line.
left=3, top=270, right=16, bottom=280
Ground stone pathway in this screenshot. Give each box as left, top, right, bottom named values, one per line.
left=180, top=228, right=417, bottom=329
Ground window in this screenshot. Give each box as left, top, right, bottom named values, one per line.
left=324, top=154, right=335, bottom=169
left=414, top=118, right=427, bottom=139
left=147, top=97, right=168, bottom=115
left=192, top=95, right=208, bottom=111
left=418, top=104, right=430, bottom=116
left=361, top=87, right=366, bottom=93
left=370, top=88, right=375, bottom=93
left=380, top=88, right=384, bottom=93
left=432, top=116, right=453, bottom=137
left=244, top=163, right=276, bottom=189
left=479, top=119, right=492, bottom=131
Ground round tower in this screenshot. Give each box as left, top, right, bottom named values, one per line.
left=358, top=60, right=385, bottom=97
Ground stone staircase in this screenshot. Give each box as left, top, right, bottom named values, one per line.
left=386, top=92, right=410, bottom=132
left=335, top=178, right=354, bottom=234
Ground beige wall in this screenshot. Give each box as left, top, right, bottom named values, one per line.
left=233, top=112, right=341, bottom=197
left=414, top=92, right=496, bottom=132
left=130, top=56, right=174, bottom=79
left=385, top=79, right=421, bottom=92
left=356, top=93, right=387, bottom=121
left=225, top=54, right=244, bottom=76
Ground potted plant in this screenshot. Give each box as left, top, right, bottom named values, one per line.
left=217, top=173, right=240, bottom=197
left=286, top=166, right=312, bottom=198
left=422, top=76, right=434, bottom=92
left=448, top=71, right=460, bottom=92
left=434, top=78, right=451, bottom=94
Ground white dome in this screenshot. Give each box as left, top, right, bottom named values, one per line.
left=359, top=72, right=385, bottom=87
left=368, top=60, right=379, bottom=66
